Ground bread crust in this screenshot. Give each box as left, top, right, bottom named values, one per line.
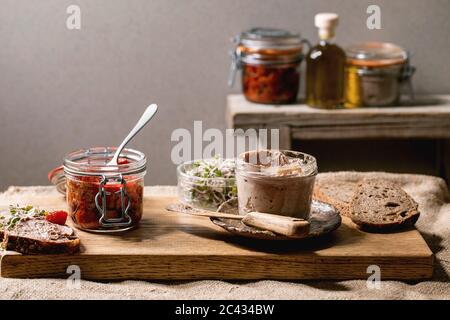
left=1, top=218, right=80, bottom=255
left=1, top=232, right=80, bottom=254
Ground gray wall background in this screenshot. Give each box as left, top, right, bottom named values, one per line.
left=1, top=0, right=449, bottom=190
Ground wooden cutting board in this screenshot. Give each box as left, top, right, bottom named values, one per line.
left=0, top=194, right=433, bottom=280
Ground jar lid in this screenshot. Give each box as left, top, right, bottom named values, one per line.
left=63, top=147, right=146, bottom=177
left=346, top=42, right=407, bottom=67
left=236, top=28, right=304, bottom=65
left=239, top=28, right=303, bottom=50
left=50, top=147, right=146, bottom=194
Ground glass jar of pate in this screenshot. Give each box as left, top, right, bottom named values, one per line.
left=344, top=42, right=415, bottom=108
left=63, top=147, right=146, bottom=232
left=236, top=150, right=317, bottom=219
left=229, top=28, right=308, bottom=104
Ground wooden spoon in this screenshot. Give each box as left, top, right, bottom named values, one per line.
left=166, top=203, right=310, bottom=238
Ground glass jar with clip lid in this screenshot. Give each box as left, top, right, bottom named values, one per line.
left=63, top=147, right=146, bottom=232
left=229, top=28, right=309, bottom=104
left=344, top=42, right=416, bottom=107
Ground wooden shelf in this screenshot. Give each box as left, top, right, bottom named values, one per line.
left=226, top=94, right=450, bottom=141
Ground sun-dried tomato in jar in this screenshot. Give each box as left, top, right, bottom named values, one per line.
left=229, top=28, right=306, bottom=104
left=242, top=63, right=300, bottom=104
left=63, top=147, right=146, bottom=232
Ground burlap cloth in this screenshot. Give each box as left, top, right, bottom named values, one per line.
left=0, top=172, right=449, bottom=300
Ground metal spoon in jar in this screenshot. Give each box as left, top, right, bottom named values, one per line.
left=107, top=104, right=158, bottom=166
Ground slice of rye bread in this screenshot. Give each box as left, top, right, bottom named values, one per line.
left=1, top=218, right=80, bottom=254
left=313, top=180, right=358, bottom=216
left=349, top=179, right=420, bottom=231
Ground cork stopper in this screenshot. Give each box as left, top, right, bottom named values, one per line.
left=315, top=13, right=339, bottom=40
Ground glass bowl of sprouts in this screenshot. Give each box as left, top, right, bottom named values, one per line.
left=177, top=157, right=237, bottom=210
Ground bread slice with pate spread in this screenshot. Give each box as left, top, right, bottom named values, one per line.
left=0, top=206, right=80, bottom=254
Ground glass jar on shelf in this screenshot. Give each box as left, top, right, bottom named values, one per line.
left=344, top=42, right=415, bottom=108
left=229, top=28, right=308, bottom=104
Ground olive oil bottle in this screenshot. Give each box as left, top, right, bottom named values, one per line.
left=306, top=13, right=346, bottom=109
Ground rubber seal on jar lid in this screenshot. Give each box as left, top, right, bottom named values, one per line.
left=48, top=165, right=67, bottom=195
left=241, top=52, right=303, bottom=65
left=346, top=42, right=407, bottom=67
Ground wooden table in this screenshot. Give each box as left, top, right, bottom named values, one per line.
left=1, top=178, right=448, bottom=300
left=226, top=94, right=450, bottom=181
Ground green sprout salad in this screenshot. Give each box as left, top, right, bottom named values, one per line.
left=179, top=157, right=237, bottom=209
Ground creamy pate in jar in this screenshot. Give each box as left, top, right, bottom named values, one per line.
left=236, top=150, right=317, bottom=219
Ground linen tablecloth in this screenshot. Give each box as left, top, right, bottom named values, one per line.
left=1, top=172, right=449, bottom=300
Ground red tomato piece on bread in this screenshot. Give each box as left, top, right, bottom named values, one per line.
left=46, top=210, right=68, bottom=225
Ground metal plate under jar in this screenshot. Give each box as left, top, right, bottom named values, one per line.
left=212, top=198, right=341, bottom=241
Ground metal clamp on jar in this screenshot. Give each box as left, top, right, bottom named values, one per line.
left=344, top=42, right=416, bottom=108
left=229, top=28, right=309, bottom=104
left=63, top=147, right=146, bottom=232
left=95, top=174, right=132, bottom=228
